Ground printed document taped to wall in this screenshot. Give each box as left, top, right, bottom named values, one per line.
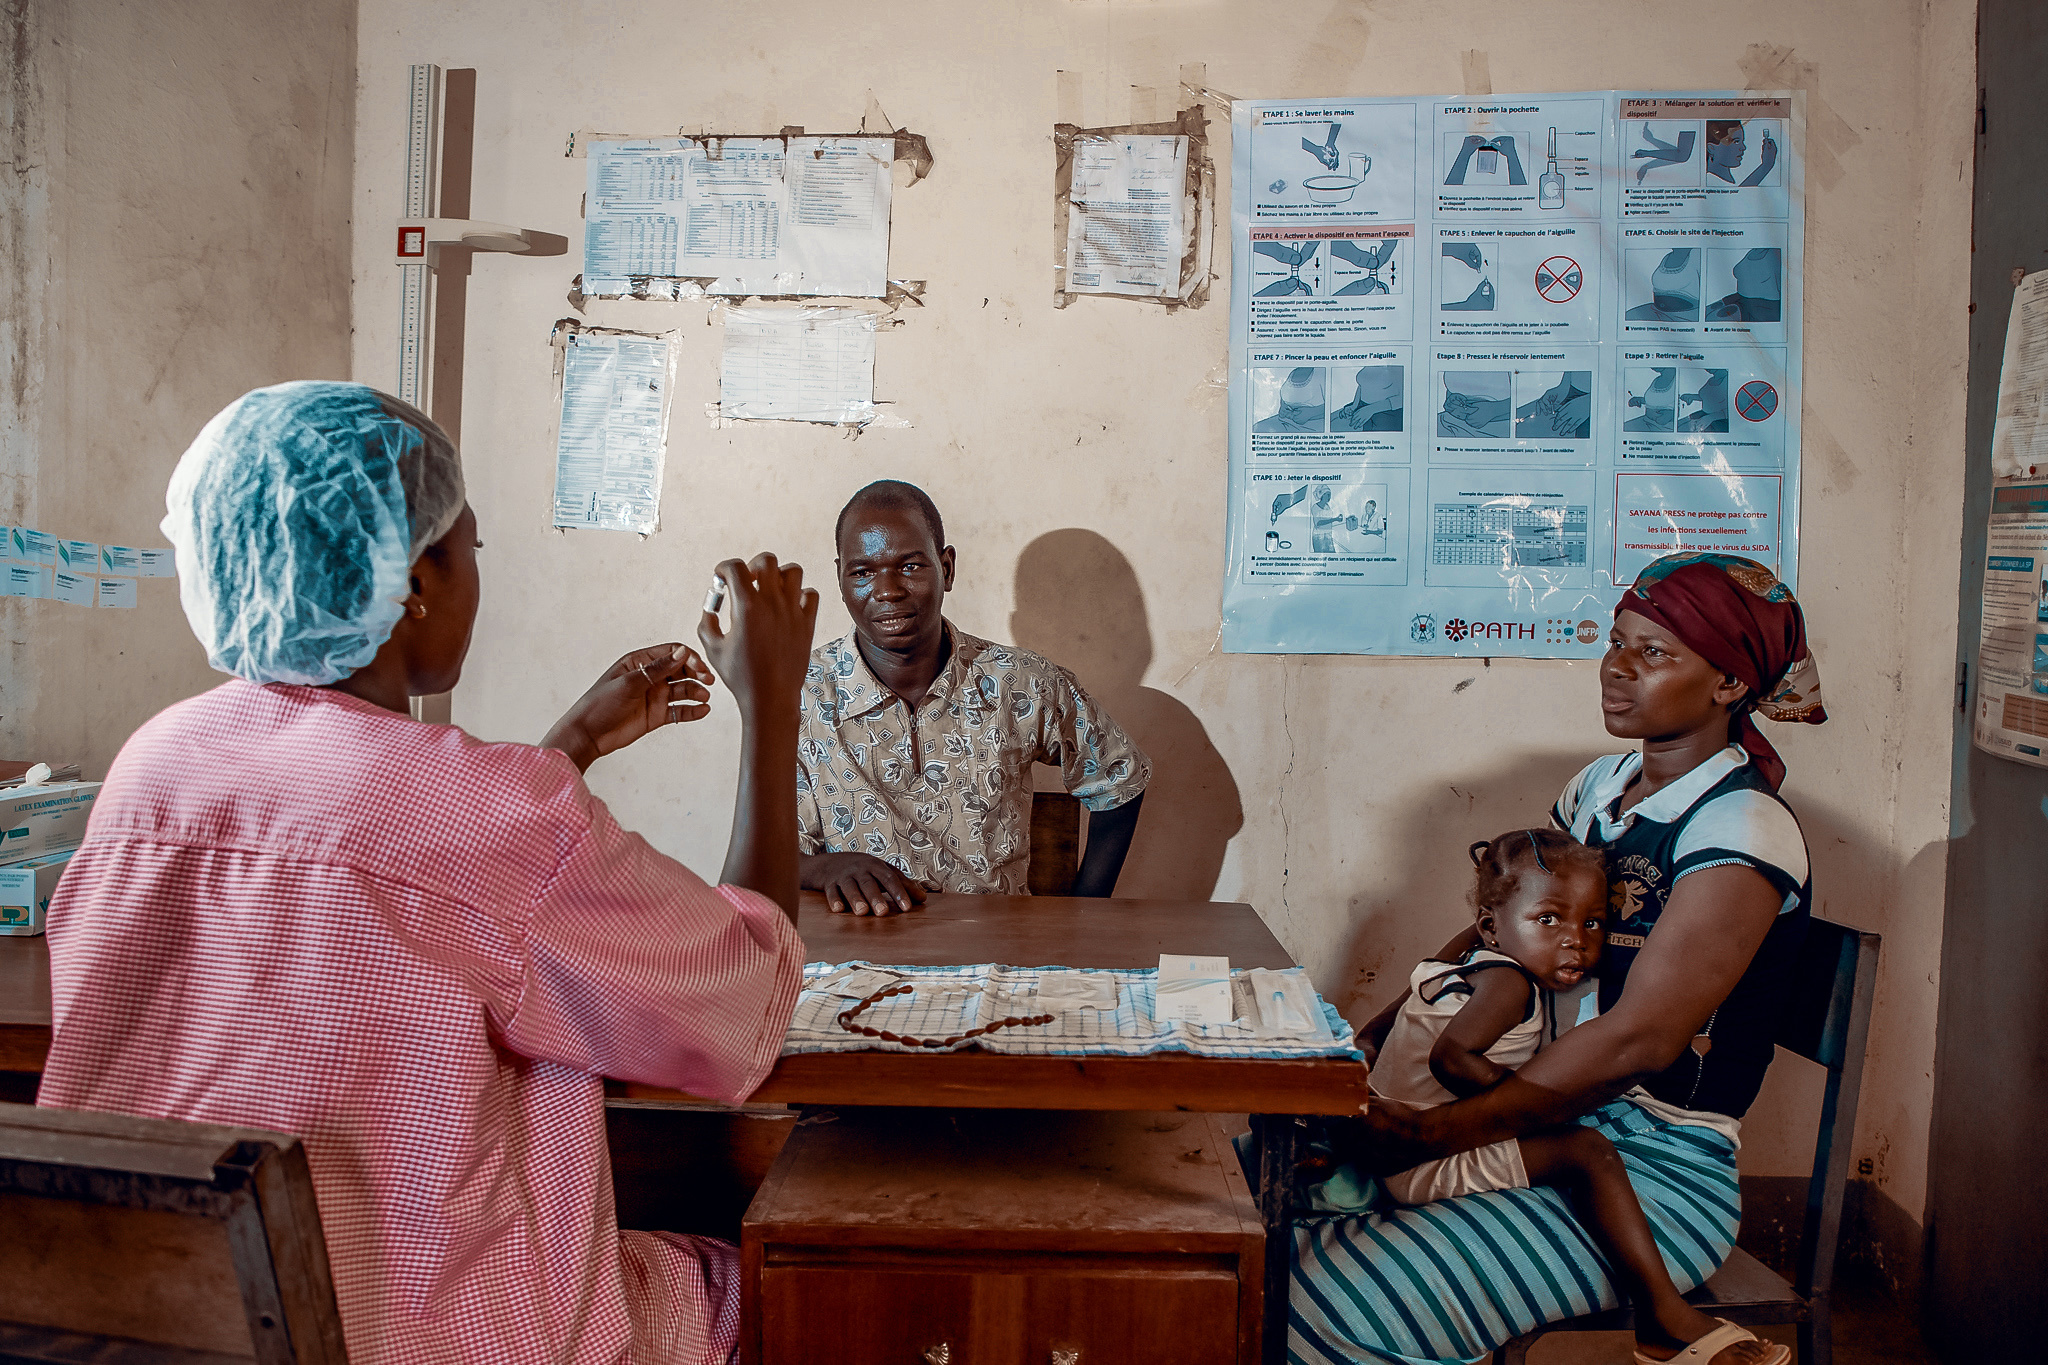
left=551, top=326, right=676, bottom=535
left=1972, top=271, right=2048, bottom=767
left=1221, top=90, right=1805, bottom=656
left=583, top=136, right=892, bottom=298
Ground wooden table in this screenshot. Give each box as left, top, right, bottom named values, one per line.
left=622, top=892, right=1365, bottom=1365
left=0, top=893, right=1366, bottom=1365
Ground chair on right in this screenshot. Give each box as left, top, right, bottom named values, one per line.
left=1494, top=918, right=1881, bottom=1365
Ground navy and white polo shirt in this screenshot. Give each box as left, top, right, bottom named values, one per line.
left=1552, top=745, right=1811, bottom=1119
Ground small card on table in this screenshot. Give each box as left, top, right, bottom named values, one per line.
left=1155, top=953, right=1233, bottom=1026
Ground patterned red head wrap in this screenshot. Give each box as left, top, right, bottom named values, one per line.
left=1615, top=553, right=1826, bottom=790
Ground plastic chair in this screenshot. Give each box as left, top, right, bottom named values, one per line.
left=0, top=1100, right=348, bottom=1363
left=1493, top=918, right=1880, bottom=1365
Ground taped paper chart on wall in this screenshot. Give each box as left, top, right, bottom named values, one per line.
left=549, top=321, right=676, bottom=535
left=718, top=306, right=877, bottom=424
left=583, top=135, right=893, bottom=298
left=1053, top=105, right=1214, bottom=308
left=1970, top=270, right=2048, bottom=769
left=1221, top=90, right=1805, bottom=657
left=1064, top=134, right=1189, bottom=297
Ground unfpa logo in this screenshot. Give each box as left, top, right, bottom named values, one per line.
left=1544, top=617, right=1603, bottom=645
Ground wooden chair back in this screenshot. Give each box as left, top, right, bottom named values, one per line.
left=0, top=1101, right=347, bottom=1364
left=1028, top=790, right=1082, bottom=896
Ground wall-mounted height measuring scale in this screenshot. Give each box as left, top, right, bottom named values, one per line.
left=397, top=64, right=441, bottom=411
left=395, top=63, right=552, bottom=722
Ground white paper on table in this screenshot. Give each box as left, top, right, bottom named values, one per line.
left=719, top=306, right=877, bottom=423
left=584, top=136, right=892, bottom=299
left=101, top=545, right=174, bottom=577
left=1155, top=953, right=1233, bottom=1025
left=50, top=570, right=95, bottom=607
left=550, top=328, right=675, bottom=534
left=808, top=966, right=910, bottom=998
left=96, top=576, right=137, bottom=609
left=2, top=563, right=47, bottom=599
left=1066, top=134, right=1188, bottom=297
left=986, top=971, right=1119, bottom=1014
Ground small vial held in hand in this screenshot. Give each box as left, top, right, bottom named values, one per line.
left=702, top=575, right=726, bottom=615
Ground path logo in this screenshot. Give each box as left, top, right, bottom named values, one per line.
left=1444, top=619, right=1470, bottom=642
left=1410, top=614, right=1437, bottom=642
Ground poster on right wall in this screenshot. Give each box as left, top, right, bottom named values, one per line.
left=1971, top=270, right=2048, bottom=767
left=1221, top=90, right=1804, bottom=656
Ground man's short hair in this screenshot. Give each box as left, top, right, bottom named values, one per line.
left=835, top=480, right=945, bottom=553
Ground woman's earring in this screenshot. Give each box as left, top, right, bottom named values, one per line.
left=412, top=602, right=429, bottom=619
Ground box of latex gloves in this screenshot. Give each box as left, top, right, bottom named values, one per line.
left=0, top=848, right=73, bottom=935
left=0, top=780, right=99, bottom=863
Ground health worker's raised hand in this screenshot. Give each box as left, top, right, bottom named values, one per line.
left=696, top=553, right=820, bottom=723
left=543, top=643, right=717, bottom=773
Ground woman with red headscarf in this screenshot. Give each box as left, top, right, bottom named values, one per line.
left=1286, top=554, right=1826, bottom=1365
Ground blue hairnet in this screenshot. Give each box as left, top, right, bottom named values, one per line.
left=161, top=382, right=466, bottom=686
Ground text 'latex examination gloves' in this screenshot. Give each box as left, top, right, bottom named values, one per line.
left=161, top=381, right=466, bottom=686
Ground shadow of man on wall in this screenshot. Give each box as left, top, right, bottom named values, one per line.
left=1010, top=529, right=1243, bottom=900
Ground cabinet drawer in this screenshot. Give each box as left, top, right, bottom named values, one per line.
left=760, top=1262, right=1238, bottom=1365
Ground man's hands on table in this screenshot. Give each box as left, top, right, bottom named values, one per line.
left=801, top=851, right=929, bottom=916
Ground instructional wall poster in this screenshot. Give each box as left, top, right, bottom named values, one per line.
left=1222, top=91, right=1804, bottom=656
left=1971, top=271, right=2048, bottom=767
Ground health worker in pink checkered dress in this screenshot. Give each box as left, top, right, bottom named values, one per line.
left=37, top=382, right=819, bottom=1365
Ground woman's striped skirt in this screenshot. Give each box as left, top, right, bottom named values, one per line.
left=1287, top=1099, right=1741, bottom=1365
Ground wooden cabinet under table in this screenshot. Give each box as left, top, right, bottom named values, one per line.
left=742, top=1107, right=1263, bottom=1365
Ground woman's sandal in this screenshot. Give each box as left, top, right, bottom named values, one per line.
left=1631, top=1319, right=1791, bottom=1365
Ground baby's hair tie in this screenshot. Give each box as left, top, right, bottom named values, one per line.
left=1527, top=830, right=1550, bottom=873
left=1468, top=840, right=1491, bottom=868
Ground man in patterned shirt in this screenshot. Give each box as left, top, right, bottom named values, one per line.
left=798, top=481, right=1150, bottom=913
